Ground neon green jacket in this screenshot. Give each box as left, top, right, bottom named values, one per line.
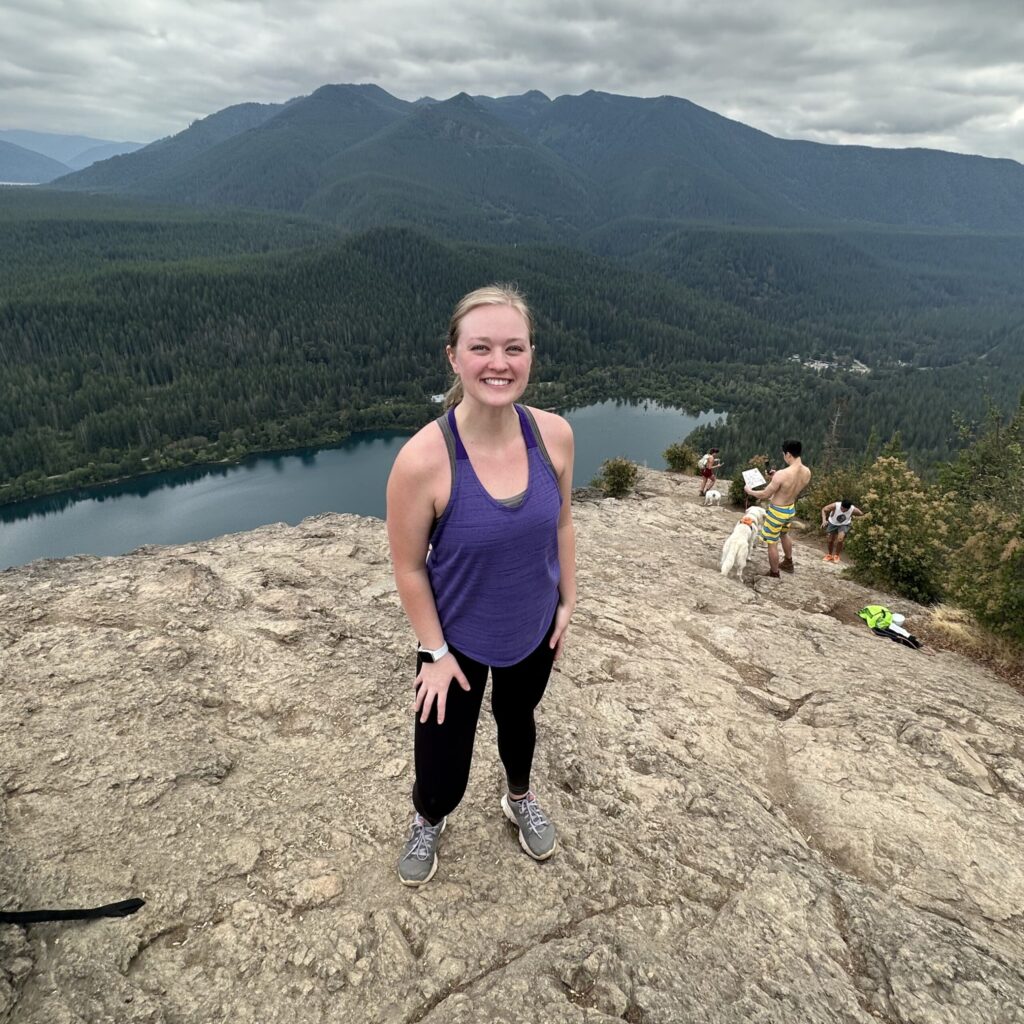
left=858, top=605, right=893, bottom=629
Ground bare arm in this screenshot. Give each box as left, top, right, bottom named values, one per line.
left=745, top=473, right=782, bottom=501
left=386, top=438, right=445, bottom=650
left=532, top=410, right=577, bottom=659
left=554, top=425, right=576, bottom=659
left=385, top=431, right=469, bottom=724
left=821, top=501, right=836, bottom=525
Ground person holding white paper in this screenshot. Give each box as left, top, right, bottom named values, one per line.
left=744, top=440, right=812, bottom=577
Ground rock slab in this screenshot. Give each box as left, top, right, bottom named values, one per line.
left=2, top=470, right=1023, bottom=1023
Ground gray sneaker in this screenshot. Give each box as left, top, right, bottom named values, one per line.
left=501, top=791, right=557, bottom=861
left=397, top=814, right=446, bottom=886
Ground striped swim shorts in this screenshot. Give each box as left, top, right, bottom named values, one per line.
left=760, top=503, right=796, bottom=544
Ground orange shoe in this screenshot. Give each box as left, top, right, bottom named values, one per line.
left=823, top=554, right=834, bottom=563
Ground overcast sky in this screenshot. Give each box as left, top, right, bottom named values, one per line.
left=2, top=0, right=1022, bottom=162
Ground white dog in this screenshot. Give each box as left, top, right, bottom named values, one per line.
left=703, top=489, right=723, bottom=506
left=719, top=506, right=767, bottom=578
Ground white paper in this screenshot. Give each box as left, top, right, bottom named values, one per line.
left=742, top=468, right=767, bottom=489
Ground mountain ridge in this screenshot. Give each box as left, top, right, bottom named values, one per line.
left=48, top=84, right=1024, bottom=235
left=302, top=93, right=595, bottom=237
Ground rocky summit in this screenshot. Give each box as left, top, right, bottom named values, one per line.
left=2, top=469, right=1023, bottom=1024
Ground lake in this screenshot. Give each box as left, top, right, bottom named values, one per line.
left=0, top=400, right=723, bottom=570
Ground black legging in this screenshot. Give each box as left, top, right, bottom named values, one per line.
left=412, top=618, right=556, bottom=824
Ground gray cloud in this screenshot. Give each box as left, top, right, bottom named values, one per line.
left=0, top=0, right=1021, bottom=162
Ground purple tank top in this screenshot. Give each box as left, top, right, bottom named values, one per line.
left=426, top=404, right=562, bottom=667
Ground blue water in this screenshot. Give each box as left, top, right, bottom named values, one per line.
left=0, top=401, right=723, bottom=570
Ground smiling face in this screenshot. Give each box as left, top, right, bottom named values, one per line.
left=447, top=303, right=533, bottom=408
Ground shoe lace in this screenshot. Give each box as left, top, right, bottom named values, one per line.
left=520, top=795, right=550, bottom=837
left=406, top=817, right=440, bottom=861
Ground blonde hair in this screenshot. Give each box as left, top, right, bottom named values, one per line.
left=443, top=283, right=534, bottom=409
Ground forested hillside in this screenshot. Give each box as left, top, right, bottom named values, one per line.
left=3, top=191, right=1023, bottom=505
left=608, top=225, right=1024, bottom=367
left=4, top=85, right=1023, bottom=506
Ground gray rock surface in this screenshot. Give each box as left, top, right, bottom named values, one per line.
left=2, top=468, right=1022, bottom=1023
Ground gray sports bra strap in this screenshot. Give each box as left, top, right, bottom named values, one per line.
left=436, top=413, right=457, bottom=485
left=519, top=406, right=557, bottom=480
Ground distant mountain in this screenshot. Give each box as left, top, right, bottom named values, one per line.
left=66, top=141, right=145, bottom=170
left=58, top=102, right=285, bottom=191
left=521, top=91, right=1024, bottom=231
left=53, top=86, right=407, bottom=211
left=0, top=139, right=70, bottom=183
left=470, top=90, right=551, bottom=133
left=49, top=84, right=1024, bottom=235
left=520, top=92, right=801, bottom=224
left=303, top=93, right=594, bottom=240
left=150, top=84, right=413, bottom=211
left=0, top=129, right=143, bottom=170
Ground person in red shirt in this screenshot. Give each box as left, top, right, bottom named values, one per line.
left=698, top=448, right=722, bottom=497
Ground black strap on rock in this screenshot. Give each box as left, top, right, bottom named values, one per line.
left=871, top=626, right=924, bottom=650
left=0, top=897, right=144, bottom=925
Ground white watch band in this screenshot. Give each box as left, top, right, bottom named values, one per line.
left=417, top=641, right=449, bottom=662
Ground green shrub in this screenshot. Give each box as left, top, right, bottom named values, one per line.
left=844, top=456, right=951, bottom=604
left=948, top=508, right=1024, bottom=644
left=940, top=401, right=1024, bottom=511
left=595, top=457, right=640, bottom=498
left=936, top=397, right=1024, bottom=642
left=729, top=454, right=771, bottom=507
left=663, top=441, right=699, bottom=474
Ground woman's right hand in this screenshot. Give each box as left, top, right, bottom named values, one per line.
left=414, top=654, right=471, bottom=725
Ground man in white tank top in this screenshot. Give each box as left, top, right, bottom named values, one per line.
left=820, top=499, right=864, bottom=563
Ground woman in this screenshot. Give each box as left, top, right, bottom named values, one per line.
left=698, top=448, right=721, bottom=497
left=386, top=284, right=576, bottom=887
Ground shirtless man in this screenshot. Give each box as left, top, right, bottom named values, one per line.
left=744, top=439, right=812, bottom=578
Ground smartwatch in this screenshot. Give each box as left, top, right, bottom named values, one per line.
left=417, top=641, right=449, bottom=663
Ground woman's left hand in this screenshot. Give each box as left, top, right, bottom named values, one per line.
left=549, top=600, right=574, bottom=660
